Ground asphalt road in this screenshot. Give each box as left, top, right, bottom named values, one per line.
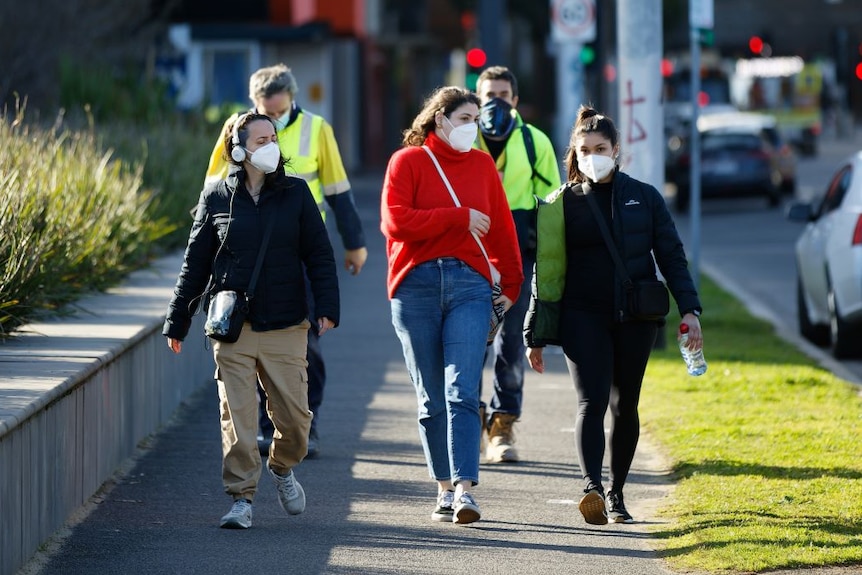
left=20, top=172, right=678, bottom=575
left=17, top=133, right=862, bottom=575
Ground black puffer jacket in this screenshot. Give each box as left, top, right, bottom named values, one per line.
left=601, top=172, right=701, bottom=319
left=162, top=166, right=339, bottom=341
left=524, top=171, right=701, bottom=347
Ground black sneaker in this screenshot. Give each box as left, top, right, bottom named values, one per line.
left=257, top=434, right=272, bottom=456
left=578, top=489, right=608, bottom=525
left=606, top=491, right=634, bottom=524
left=431, top=490, right=455, bottom=522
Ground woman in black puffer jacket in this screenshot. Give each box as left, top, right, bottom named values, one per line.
left=163, top=113, right=338, bottom=530
left=524, top=106, right=702, bottom=527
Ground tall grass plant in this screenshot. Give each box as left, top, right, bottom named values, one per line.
left=0, top=100, right=215, bottom=335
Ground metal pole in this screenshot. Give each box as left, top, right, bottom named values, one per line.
left=617, top=0, right=664, bottom=347
left=689, top=26, right=701, bottom=289
left=478, top=0, right=502, bottom=67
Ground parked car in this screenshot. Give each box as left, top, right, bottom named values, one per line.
left=669, top=112, right=796, bottom=212
left=787, top=151, right=862, bottom=358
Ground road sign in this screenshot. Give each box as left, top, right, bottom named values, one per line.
left=690, top=0, right=714, bottom=29
left=550, top=0, right=596, bottom=43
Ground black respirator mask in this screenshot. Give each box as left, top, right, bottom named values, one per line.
left=479, top=97, right=516, bottom=139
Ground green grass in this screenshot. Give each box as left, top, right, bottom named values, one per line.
left=641, top=275, right=862, bottom=573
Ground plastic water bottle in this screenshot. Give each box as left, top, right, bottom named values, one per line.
left=678, top=323, right=707, bottom=376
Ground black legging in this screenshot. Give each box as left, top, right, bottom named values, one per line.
left=560, top=308, right=658, bottom=495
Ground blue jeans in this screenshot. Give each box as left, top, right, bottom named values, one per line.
left=486, top=250, right=533, bottom=417
left=391, top=258, right=490, bottom=486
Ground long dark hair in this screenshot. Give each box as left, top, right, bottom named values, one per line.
left=563, top=105, right=619, bottom=183
left=402, top=86, right=480, bottom=147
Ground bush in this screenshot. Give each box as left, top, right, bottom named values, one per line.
left=0, top=102, right=216, bottom=335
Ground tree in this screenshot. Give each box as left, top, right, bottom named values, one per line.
left=0, top=0, right=178, bottom=113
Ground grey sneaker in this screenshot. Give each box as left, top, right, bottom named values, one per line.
left=269, top=467, right=306, bottom=515
left=431, top=490, right=455, bottom=522
left=453, top=492, right=481, bottom=525
left=578, top=489, right=609, bottom=525
left=220, top=499, right=253, bottom=529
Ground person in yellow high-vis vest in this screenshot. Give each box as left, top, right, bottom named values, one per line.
left=474, top=66, right=561, bottom=464
left=205, top=64, right=367, bottom=459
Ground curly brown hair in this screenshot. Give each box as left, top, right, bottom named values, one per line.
left=401, top=86, right=480, bottom=147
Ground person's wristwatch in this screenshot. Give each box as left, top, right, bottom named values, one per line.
left=686, top=309, right=702, bottom=317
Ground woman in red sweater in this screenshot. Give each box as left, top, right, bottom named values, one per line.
left=381, top=86, right=523, bottom=525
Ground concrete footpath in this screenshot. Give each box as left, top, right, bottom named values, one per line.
left=16, top=171, right=857, bottom=575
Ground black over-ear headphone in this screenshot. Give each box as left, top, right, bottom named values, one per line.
left=230, top=113, right=249, bottom=163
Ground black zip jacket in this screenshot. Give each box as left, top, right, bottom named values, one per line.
left=524, top=171, right=701, bottom=347
left=163, top=166, right=339, bottom=341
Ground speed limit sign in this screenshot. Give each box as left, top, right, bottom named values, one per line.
left=551, top=0, right=596, bottom=43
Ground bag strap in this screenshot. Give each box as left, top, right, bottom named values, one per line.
left=422, top=145, right=501, bottom=284
left=520, top=124, right=552, bottom=187
left=581, top=182, right=634, bottom=288
left=246, top=213, right=276, bottom=300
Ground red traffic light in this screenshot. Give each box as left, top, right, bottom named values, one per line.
left=466, top=48, right=487, bottom=68
left=749, top=36, right=764, bottom=55
left=856, top=62, right=862, bottom=81
left=661, top=58, right=674, bottom=78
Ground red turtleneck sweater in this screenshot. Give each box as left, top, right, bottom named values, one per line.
left=381, top=132, right=523, bottom=302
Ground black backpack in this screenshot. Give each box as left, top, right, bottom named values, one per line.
left=520, top=124, right=552, bottom=187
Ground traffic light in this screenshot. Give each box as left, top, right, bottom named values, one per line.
left=749, top=35, right=764, bottom=55
left=466, top=47, right=486, bottom=90
left=698, top=28, right=714, bottom=47
left=579, top=44, right=597, bottom=67
left=748, top=34, right=772, bottom=57
left=856, top=43, right=862, bottom=81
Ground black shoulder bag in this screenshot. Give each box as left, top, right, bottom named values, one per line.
left=204, top=214, right=276, bottom=342
left=583, top=184, right=669, bottom=322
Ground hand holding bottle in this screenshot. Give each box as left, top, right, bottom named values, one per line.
left=678, top=322, right=707, bottom=376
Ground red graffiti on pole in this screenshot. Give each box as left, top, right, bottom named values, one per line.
left=623, top=80, right=647, bottom=144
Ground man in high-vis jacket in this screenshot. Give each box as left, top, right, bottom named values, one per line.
left=206, top=63, right=367, bottom=458
left=475, top=66, right=561, bottom=463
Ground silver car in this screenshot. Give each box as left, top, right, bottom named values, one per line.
left=787, top=151, right=862, bottom=358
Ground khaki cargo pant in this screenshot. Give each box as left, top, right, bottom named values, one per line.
left=213, top=319, right=312, bottom=502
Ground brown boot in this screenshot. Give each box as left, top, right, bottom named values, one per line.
left=485, top=413, right=519, bottom=463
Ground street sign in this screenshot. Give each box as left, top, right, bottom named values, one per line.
left=550, top=0, right=596, bottom=43
left=690, top=0, right=714, bottom=29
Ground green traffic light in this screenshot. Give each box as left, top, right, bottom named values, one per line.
left=466, top=72, right=479, bottom=91
left=580, top=45, right=596, bottom=66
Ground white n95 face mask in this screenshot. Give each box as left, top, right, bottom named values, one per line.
left=444, top=117, right=478, bottom=153
left=578, top=153, right=616, bottom=182
left=248, top=142, right=281, bottom=174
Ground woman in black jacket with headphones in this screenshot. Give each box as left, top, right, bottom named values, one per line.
left=163, top=113, right=339, bottom=530
left=524, top=106, right=702, bottom=526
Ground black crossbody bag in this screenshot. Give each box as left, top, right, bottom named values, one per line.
left=582, top=184, right=669, bottom=322
left=204, top=214, right=276, bottom=342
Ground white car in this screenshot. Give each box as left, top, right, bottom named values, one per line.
left=787, top=151, right=862, bottom=358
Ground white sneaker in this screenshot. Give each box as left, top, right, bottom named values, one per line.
left=220, top=499, right=253, bottom=529
left=453, top=492, right=481, bottom=525
left=269, top=467, right=306, bottom=515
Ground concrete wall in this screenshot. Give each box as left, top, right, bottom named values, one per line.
left=0, top=252, right=215, bottom=575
